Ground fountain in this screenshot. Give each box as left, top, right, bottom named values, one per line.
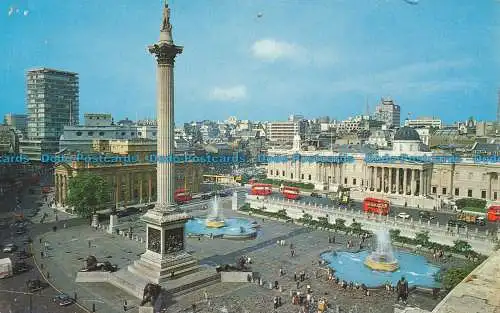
left=364, top=230, right=399, bottom=272
left=205, top=195, right=225, bottom=228
left=320, top=229, right=441, bottom=288
left=185, top=195, right=258, bottom=239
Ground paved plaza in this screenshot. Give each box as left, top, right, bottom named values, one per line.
left=32, top=198, right=447, bottom=313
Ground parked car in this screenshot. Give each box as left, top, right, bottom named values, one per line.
left=15, top=251, right=31, bottom=260
left=201, top=193, right=212, bottom=200
left=53, top=293, right=74, bottom=306
left=2, top=244, right=17, bottom=253
left=447, top=219, right=467, bottom=228
left=419, top=211, right=436, bottom=220
left=217, top=191, right=231, bottom=197
left=13, top=262, right=30, bottom=274
left=310, top=192, right=321, bottom=198
left=397, top=212, right=411, bottom=219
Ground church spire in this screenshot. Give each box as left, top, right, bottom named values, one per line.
left=159, top=0, right=173, bottom=44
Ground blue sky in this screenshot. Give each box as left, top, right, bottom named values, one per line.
left=1, top=0, right=499, bottom=124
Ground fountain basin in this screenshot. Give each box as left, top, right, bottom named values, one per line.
left=186, top=218, right=258, bottom=240
left=321, top=250, right=441, bottom=288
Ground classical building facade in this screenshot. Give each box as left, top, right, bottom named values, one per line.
left=267, top=127, right=500, bottom=202
left=54, top=161, right=203, bottom=207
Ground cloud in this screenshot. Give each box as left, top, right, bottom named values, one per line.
left=209, top=85, right=247, bottom=101
left=330, top=59, right=476, bottom=94
left=251, top=39, right=303, bottom=61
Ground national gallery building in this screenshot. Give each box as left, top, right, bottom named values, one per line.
left=266, top=127, right=500, bottom=203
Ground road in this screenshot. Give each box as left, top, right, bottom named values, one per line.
left=0, top=166, right=88, bottom=313
left=252, top=189, right=500, bottom=233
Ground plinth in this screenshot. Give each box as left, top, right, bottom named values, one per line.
left=128, top=207, right=198, bottom=283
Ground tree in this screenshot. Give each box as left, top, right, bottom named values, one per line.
left=317, top=216, right=329, bottom=228
left=302, top=213, right=313, bottom=221
left=334, top=218, right=346, bottom=231
left=277, top=209, right=288, bottom=219
left=349, top=222, right=363, bottom=235
left=442, top=264, right=476, bottom=290
left=415, top=231, right=431, bottom=247
left=66, top=173, right=111, bottom=218
left=389, top=229, right=401, bottom=241
left=453, top=240, right=472, bottom=254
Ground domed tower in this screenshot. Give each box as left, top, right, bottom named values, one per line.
left=392, top=126, right=422, bottom=153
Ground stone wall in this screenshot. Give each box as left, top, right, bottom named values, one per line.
left=246, top=197, right=497, bottom=255
left=220, top=271, right=253, bottom=283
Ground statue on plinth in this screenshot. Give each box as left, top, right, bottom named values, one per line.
left=140, top=283, right=162, bottom=307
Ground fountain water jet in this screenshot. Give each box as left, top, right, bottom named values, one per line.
left=205, top=195, right=225, bottom=228
left=364, top=230, right=399, bottom=272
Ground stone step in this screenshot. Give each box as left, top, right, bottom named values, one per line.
left=128, top=260, right=199, bottom=283
left=132, top=257, right=198, bottom=275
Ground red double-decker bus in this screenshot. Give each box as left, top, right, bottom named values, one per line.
left=363, top=197, right=390, bottom=215
left=282, top=186, right=300, bottom=200
left=174, top=188, right=192, bottom=204
left=250, top=183, right=273, bottom=196
left=487, top=205, right=500, bottom=222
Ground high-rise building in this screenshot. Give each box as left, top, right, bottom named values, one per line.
left=21, top=68, right=79, bottom=160
left=3, top=113, right=28, bottom=135
left=373, top=97, right=400, bottom=128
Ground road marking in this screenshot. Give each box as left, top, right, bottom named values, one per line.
left=30, top=243, right=92, bottom=313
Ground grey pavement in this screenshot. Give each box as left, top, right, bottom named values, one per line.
left=32, top=198, right=447, bottom=313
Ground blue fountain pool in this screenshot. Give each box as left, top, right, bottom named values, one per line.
left=321, top=250, right=441, bottom=288
left=185, top=218, right=258, bottom=239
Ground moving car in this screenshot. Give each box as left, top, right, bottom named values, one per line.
left=53, top=293, right=74, bottom=306
left=2, top=244, right=17, bottom=253
left=310, top=192, right=321, bottom=198
left=397, top=212, right=411, bottom=219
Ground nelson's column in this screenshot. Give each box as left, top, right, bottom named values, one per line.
left=128, top=2, right=198, bottom=283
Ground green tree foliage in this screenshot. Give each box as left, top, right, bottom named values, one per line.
left=455, top=198, right=486, bottom=211
left=389, top=229, right=401, bottom=241
left=453, top=240, right=472, bottom=253
left=349, top=222, right=363, bottom=234
left=415, top=231, right=431, bottom=247
left=66, top=173, right=111, bottom=218
left=334, top=218, right=346, bottom=231
left=277, top=209, right=288, bottom=218
left=442, top=263, right=476, bottom=290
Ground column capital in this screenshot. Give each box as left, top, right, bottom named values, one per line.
left=148, top=43, right=183, bottom=65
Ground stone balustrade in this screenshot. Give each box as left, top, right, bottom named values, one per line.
left=246, top=197, right=497, bottom=255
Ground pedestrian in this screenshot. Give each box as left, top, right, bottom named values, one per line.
left=39, top=238, right=42, bottom=244
left=296, top=281, right=300, bottom=289
left=396, top=276, right=409, bottom=304
left=294, top=272, right=297, bottom=281
left=88, top=240, right=91, bottom=248
left=40, top=251, right=44, bottom=258
left=306, top=284, right=311, bottom=294
left=46, top=271, right=50, bottom=279
left=74, top=292, right=78, bottom=301
left=192, top=303, right=196, bottom=312
left=204, top=290, right=208, bottom=302
left=279, top=268, right=283, bottom=276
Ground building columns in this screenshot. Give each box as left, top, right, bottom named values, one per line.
left=148, top=173, right=152, bottom=203
left=403, top=169, right=408, bottom=195
left=419, top=169, right=424, bottom=196
left=139, top=174, right=143, bottom=203
left=389, top=168, right=393, bottom=193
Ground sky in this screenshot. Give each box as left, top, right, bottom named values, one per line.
left=1, top=0, right=499, bottom=124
